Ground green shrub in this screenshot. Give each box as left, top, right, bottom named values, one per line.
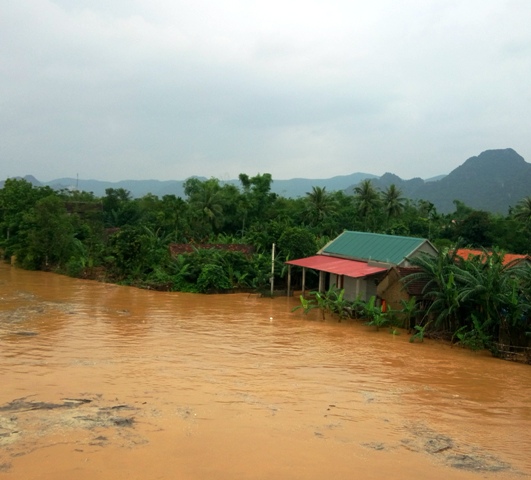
left=196, top=264, right=232, bottom=292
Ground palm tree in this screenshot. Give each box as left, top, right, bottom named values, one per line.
left=513, top=196, right=531, bottom=224
left=405, top=249, right=462, bottom=332
left=304, top=186, right=337, bottom=226
left=382, top=184, right=405, bottom=221
left=354, top=179, right=381, bottom=230
left=186, top=179, right=225, bottom=235
left=194, top=188, right=223, bottom=229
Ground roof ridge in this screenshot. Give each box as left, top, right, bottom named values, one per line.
left=342, top=230, right=425, bottom=241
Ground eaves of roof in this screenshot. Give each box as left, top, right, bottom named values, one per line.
left=286, top=255, right=387, bottom=278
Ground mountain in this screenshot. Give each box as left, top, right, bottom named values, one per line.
left=2, top=149, right=530, bottom=214
left=0, top=174, right=43, bottom=188
left=346, top=148, right=531, bottom=214
left=345, top=172, right=426, bottom=200
left=269, top=172, right=377, bottom=197
left=44, top=177, right=198, bottom=198
left=414, top=148, right=531, bottom=213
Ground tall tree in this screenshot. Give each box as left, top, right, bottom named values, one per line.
left=102, top=188, right=140, bottom=227
left=381, top=184, right=405, bottom=221
left=304, top=186, right=338, bottom=231
left=238, top=173, right=275, bottom=227
left=20, top=195, right=75, bottom=269
left=513, top=196, right=531, bottom=225
left=0, top=179, right=54, bottom=259
left=354, top=179, right=381, bottom=231
left=184, top=178, right=225, bottom=236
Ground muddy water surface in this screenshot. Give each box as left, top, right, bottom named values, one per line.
left=0, top=264, right=530, bottom=479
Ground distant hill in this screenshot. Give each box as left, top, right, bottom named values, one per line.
left=0, top=173, right=378, bottom=199
left=416, top=149, right=531, bottom=213
left=269, top=172, right=378, bottom=197
left=346, top=149, right=531, bottom=214
left=3, top=149, right=530, bottom=214
left=46, top=177, right=196, bottom=198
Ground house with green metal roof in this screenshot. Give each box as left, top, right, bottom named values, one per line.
left=319, top=231, right=437, bottom=266
left=286, top=231, right=437, bottom=301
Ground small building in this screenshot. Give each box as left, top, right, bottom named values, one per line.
left=376, top=266, right=429, bottom=328
left=285, top=231, right=437, bottom=301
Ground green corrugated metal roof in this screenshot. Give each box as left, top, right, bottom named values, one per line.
left=321, top=231, right=428, bottom=265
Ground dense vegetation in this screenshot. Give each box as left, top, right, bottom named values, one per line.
left=1, top=175, right=530, bottom=353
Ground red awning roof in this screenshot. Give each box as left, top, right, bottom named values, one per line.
left=286, top=255, right=387, bottom=278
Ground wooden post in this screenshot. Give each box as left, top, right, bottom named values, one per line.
left=302, top=267, right=306, bottom=297
left=270, top=243, right=275, bottom=297
left=287, top=265, right=291, bottom=297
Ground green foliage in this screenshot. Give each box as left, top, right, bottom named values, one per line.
left=102, top=188, right=140, bottom=228
left=512, top=196, right=531, bottom=225
left=410, top=324, right=428, bottom=343
left=277, top=227, right=317, bottom=261
left=354, top=179, right=382, bottom=231
left=389, top=325, right=401, bottom=336
left=238, top=173, right=276, bottom=227
left=363, top=296, right=390, bottom=331
left=453, top=210, right=494, bottom=247
left=452, top=315, right=492, bottom=351
left=0, top=179, right=55, bottom=260
left=302, top=186, right=340, bottom=235
left=292, top=287, right=352, bottom=321
left=405, top=249, right=462, bottom=332
left=196, top=264, right=232, bottom=293
left=292, top=295, right=318, bottom=315
left=382, top=184, right=405, bottom=221
left=399, top=297, right=418, bottom=330
left=406, top=247, right=531, bottom=349
left=17, top=194, right=76, bottom=269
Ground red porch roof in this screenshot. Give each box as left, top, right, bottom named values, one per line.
left=286, top=255, right=387, bottom=278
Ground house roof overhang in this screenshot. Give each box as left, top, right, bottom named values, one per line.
left=286, top=255, right=388, bottom=278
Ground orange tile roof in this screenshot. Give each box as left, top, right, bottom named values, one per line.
left=455, top=249, right=530, bottom=266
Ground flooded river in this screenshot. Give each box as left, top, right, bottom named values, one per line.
left=0, top=263, right=530, bottom=479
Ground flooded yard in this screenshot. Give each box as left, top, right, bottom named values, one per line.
left=0, top=263, right=530, bottom=479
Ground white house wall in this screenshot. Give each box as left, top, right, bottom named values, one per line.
left=344, top=276, right=359, bottom=301
left=341, top=275, right=379, bottom=302
left=400, top=241, right=438, bottom=267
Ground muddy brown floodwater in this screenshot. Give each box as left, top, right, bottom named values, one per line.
left=0, top=264, right=530, bottom=480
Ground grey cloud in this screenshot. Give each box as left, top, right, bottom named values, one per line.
left=1, top=0, right=531, bottom=182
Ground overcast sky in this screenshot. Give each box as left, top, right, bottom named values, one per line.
left=2, top=1, right=530, bottom=182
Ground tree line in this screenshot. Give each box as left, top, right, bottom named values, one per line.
left=1, top=175, right=530, bottom=287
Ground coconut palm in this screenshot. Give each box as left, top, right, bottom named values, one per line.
left=304, top=186, right=338, bottom=228
left=183, top=178, right=226, bottom=239
left=354, top=179, right=381, bottom=230
left=381, top=184, right=405, bottom=221
left=513, top=196, right=531, bottom=225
